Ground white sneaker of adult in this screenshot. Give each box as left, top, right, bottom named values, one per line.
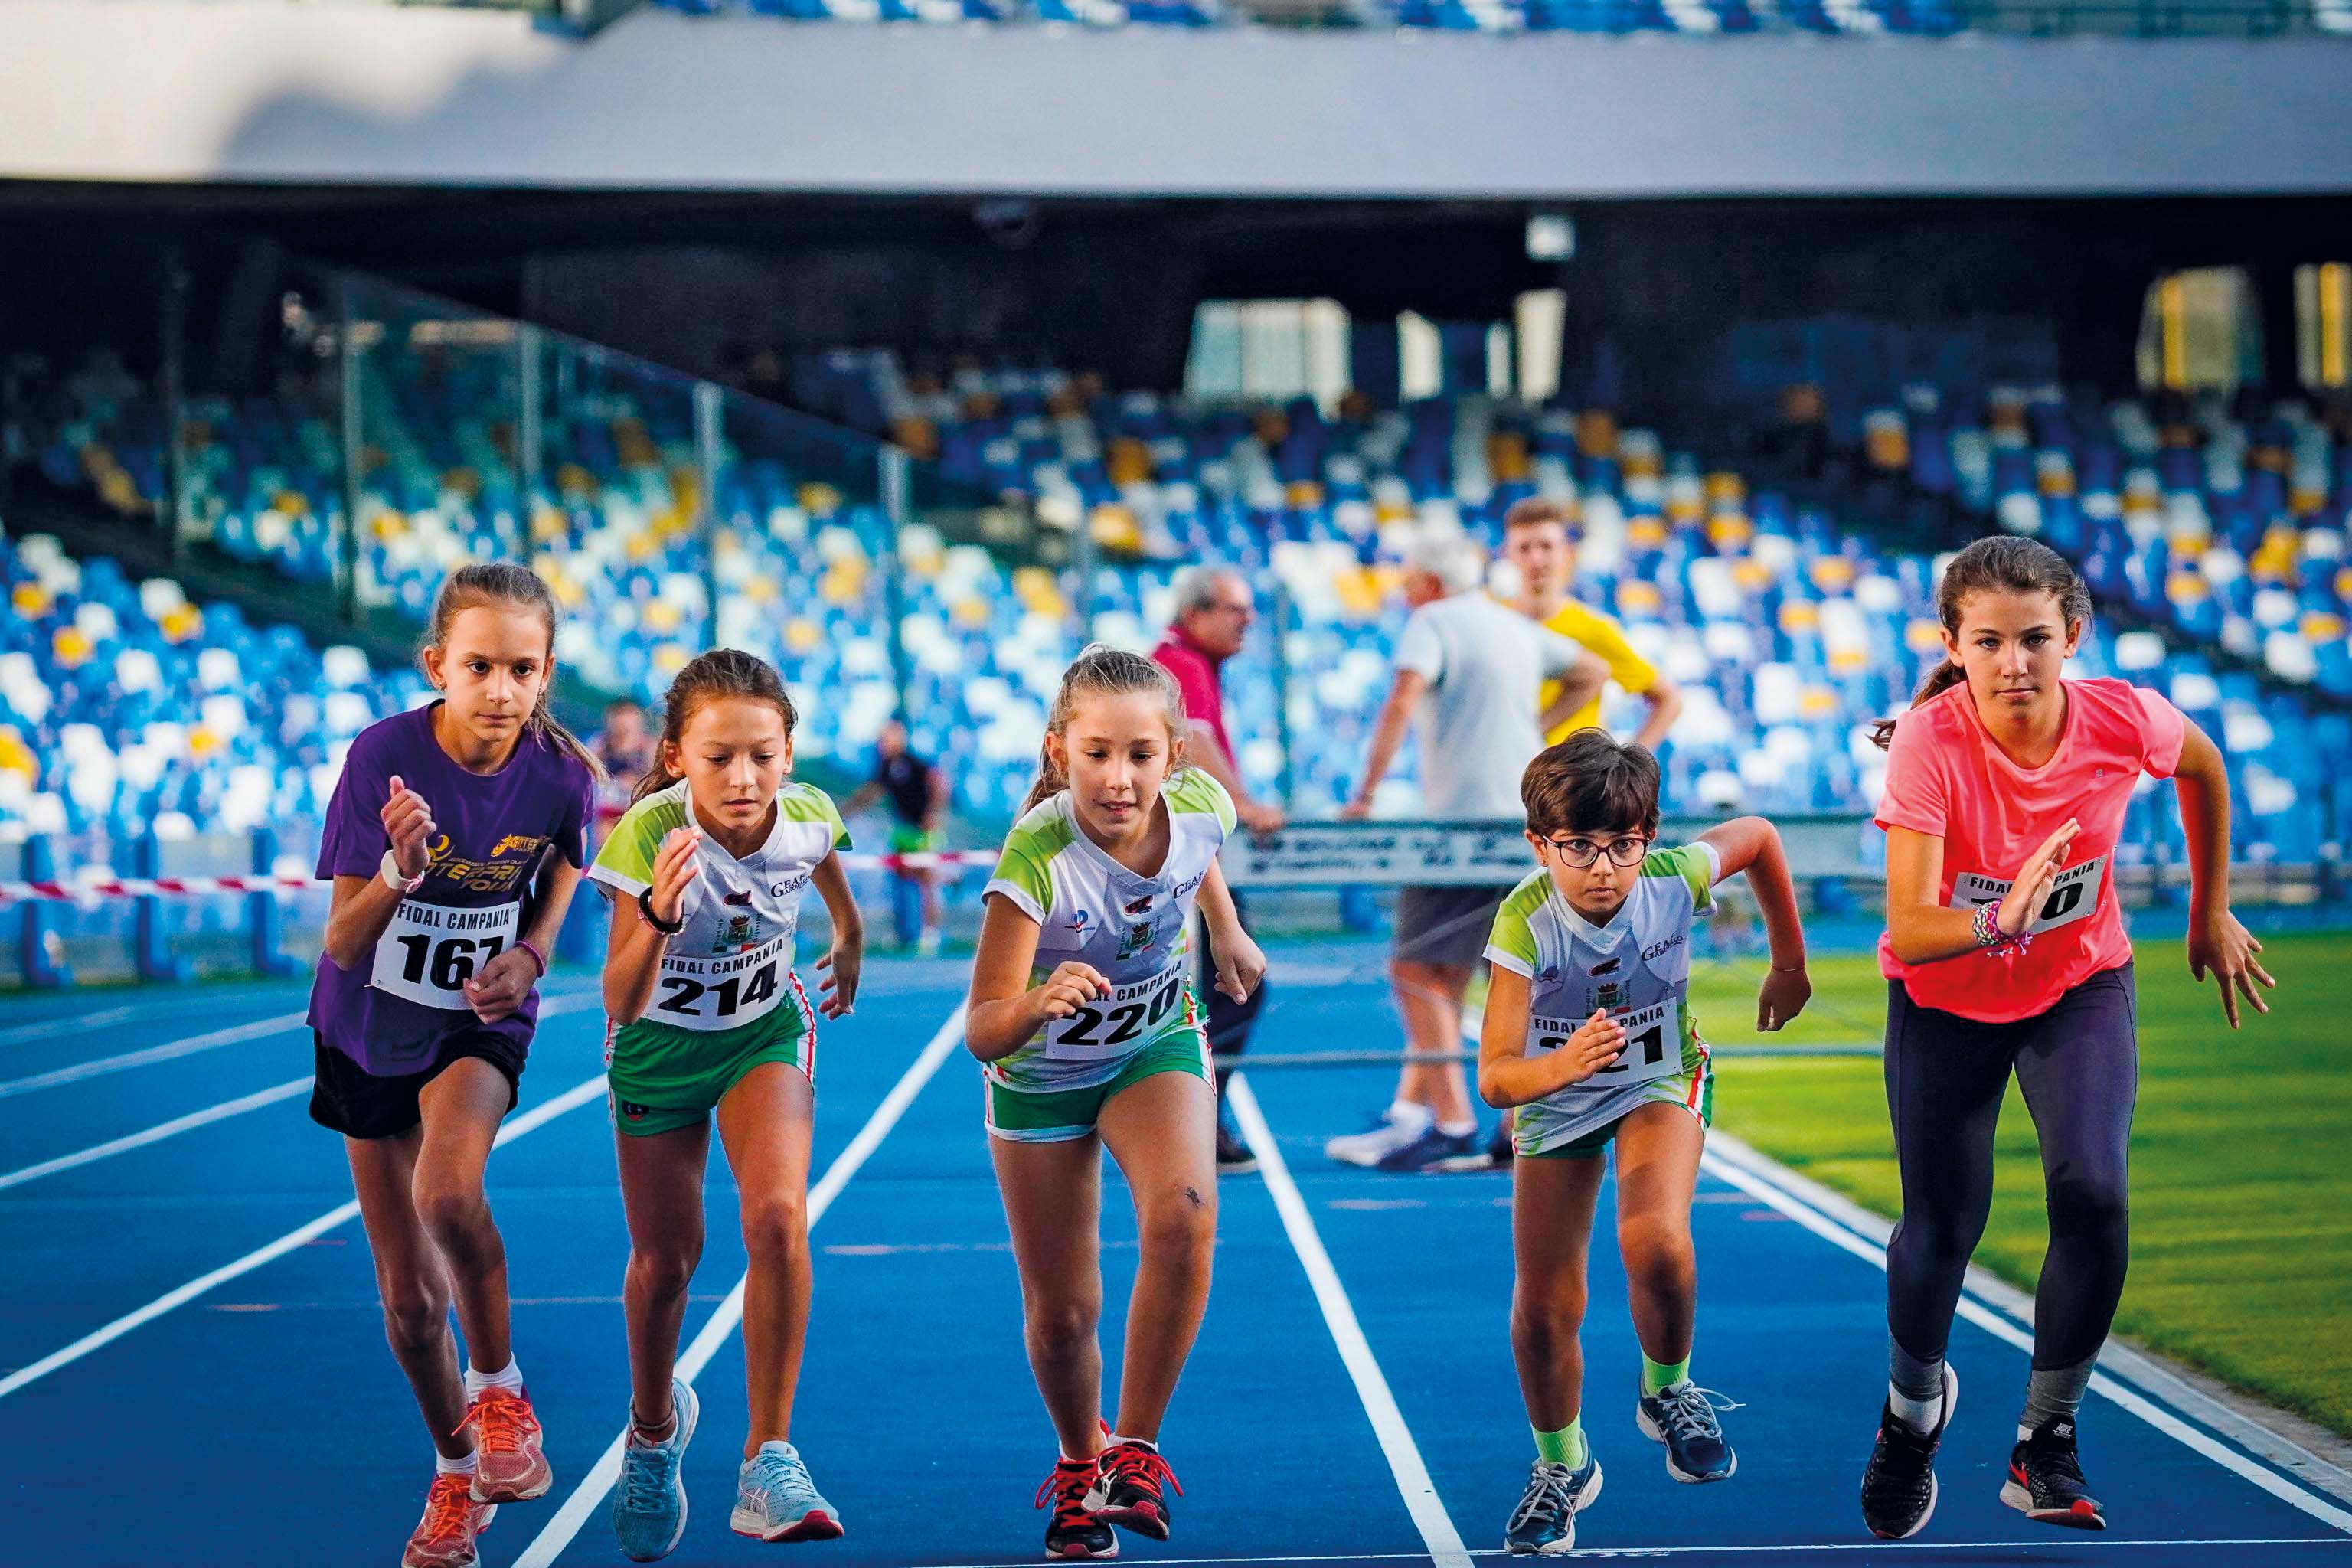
left=1324, top=1102, right=1436, bottom=1167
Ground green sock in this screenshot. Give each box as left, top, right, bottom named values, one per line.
left=1532, top=1419, right=1588, bottom=1467
left=1642, top=1354, right=1691, bottom=1396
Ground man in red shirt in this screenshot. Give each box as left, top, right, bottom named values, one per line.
left=1154, top=566, right=1285, bottom=1174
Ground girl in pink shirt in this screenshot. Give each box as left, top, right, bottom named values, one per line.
left=1856, top=537, right=2275, bottom=1544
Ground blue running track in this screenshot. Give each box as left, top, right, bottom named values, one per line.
left=2, top=950, right=2348, bottom=1567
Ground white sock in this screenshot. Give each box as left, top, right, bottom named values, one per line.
left=2017, top=1423, right=2037, bottom=1442
left=1437, top=1118, right=1478, bottom=1138
left=436, top=1448, right=480, bottom=1477
left=1107, top=1432, right=1156, bottom=1452
left=1887, top=1380, right=1942, bottom=1433
left=465, top=1355, right=524, bottom=1397
left=1389, top=1100, right=1432, bottom=1129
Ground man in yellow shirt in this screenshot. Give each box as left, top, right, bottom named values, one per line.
left=1502, top=498, right=1683, bottom=750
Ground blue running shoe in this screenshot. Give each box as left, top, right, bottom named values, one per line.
left=732, top=1441, right=844, bottom=1543
left=1635, top=1381, right=1741, bottom=1484
left=1503, top=1455, right=1602, bottom=1555
left=1374, top=1124, right=1481, bottom=1173
left=613, top=1379, right=699, bottom=1563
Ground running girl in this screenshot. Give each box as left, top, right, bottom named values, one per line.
left=1859, top=534, right=2276, bottom=1540
left=965, top=645, right=1266, bottom=1560
left=1478, top=730, right=1811, bottom=1556
left=309, top=562, right=598, bottom=1568
left=587, top=649, right=864, bottom=1560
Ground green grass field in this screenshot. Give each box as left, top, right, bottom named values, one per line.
left=1689, top=931, right=2352, bottom=1439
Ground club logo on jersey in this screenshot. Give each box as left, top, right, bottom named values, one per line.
left=1064, top=910, right=1093, bottom=936
left=1642, top=933, right=1684, bottom=962
left=769, top=872, right=810, bottom=898
left=1123, top=894, right=1154, bottom=916
left=619, top=1099, right=650, bottom=1122
left=722, top=888, right=756, bottom=908
left=1590, top=957, right=1622, bottom=976
left=1117, top=921, right=1155, bottom=960
left=490, top=834, right=546, bottom=859
left=1538, top=965, right=1561, bottom=985
left=716, top=913, right=760, bottom=952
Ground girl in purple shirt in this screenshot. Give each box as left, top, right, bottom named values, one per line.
left=309, top=563, right=597, bottom=1568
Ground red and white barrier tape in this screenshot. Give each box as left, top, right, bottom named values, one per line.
left=0, top=851, right=998, bottom=904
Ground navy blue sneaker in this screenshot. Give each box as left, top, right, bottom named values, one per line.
left=2002, top=1416, right=2105, bottom=1530
left=1502, top=1455, right=1602, bottom=1555
left=1374, top=1125, right=1482, bottom=1173
left=1635, top=1381, right=1740, bottom=1483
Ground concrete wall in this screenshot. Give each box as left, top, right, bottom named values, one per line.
left=2, top=2, right=2347, bottom=195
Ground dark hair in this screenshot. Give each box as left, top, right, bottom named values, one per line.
left=632, top=648, right=800, bottom=805
left=1502, top=496, right=1574, bottom=534
left=1869, top=534, right=2094, bottom=750
left=422, top=562, right=601, bottom=779
left=1522, top=730, right=1661, bottom=838
left=1023, top=643, right=1189, bottom=815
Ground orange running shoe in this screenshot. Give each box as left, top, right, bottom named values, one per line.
left=403, top=1473, right=496, bottom=1568
left=463, top=1386, right=554, bottom=1503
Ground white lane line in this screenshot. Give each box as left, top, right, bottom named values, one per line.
left=1697, top=1148, right=2352, bottom=1537
left=1227, top=1073, right=1473, bottom=1568
left=0, top=989, right=601, bottom=1101
left=0, top=1076, right=313, bottom=1192
left=511, top=1002, right=969, bottom=1568
left=0, top=1005, right=145, bottom=1049
left=0, top=1013, right=310, bottom=1099
left=0, top=1070, right=609, bottom=1400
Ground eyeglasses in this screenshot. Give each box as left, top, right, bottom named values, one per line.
left=1539, top=834, right=1652, bottom=869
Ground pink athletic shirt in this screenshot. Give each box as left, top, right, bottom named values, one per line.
left=1874, top=676, right=2187, bottom=1023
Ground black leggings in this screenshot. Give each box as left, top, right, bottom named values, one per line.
left=1883, top=963, right=2138, bottom=1372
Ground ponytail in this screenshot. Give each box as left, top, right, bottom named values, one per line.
left=1022, top=734, right=1070, bottom=818
left=1870, top=534, right=2093, bottom=752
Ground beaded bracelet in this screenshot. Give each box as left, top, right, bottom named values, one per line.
left=1971, top=900, right=2033, bottom=957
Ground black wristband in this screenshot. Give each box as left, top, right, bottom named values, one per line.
left=637, top=886, right=686, bottom=936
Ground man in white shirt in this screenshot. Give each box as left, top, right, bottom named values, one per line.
left=1333, top=532, right=1607, bottom=1172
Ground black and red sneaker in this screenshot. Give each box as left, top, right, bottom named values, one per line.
left=1085, top=1441, right=1183, bottom=1542
left=2001, top=1416, right=2106, bottom=1530
left=1036, top=1458, right=1118, bottom=1560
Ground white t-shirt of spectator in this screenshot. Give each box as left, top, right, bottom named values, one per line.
left=1392, top=592, right=1589, bottom=819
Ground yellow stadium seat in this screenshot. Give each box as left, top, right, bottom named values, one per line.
left=1616, top=580, right=1664, bottom=617
left=644, top=601, right=683, bottom=635
left=1733, top=560, right=1773, bottom=594
left=0, top=726, right=35, bottom=784
left=952, top=596, right=991, bottom=630
left=1285, top=480, right=1327, bottom=511
left=1106, top=437, right=1155, bottom=487
left=14, top=583, right=52, bottom=618
left=654, top=644, right=689, bottom=675
left=1488, top=433, right=1532, bottom=482
left=1707, top=512, right=1754, bottom=551
left=1779, top=600, right=1821, bottom=634
left=2164, top=570, right=2209, bottom=606
left=1801, top=686, right=1841, bottom=719
left=51, top=627, right=93, bottom=668
left=799, top=482, right=844, bottom=518
left=162, top=605, right=204, bottom=643
left=1810, top=557, right=1857, bottom=593
left=787, top=617, right=823, bottom=654
left=1576, top=410, right=1619, bottom=459
left=1906, top=617, right=1947, bottom=654
left=1092, top=506, right=1142, bottom=553
left=188, top=727, right=222, bottom=759
left=2302, top=611, right=2346, bottom=643
left=1628, top=517, right=1668, bottom=550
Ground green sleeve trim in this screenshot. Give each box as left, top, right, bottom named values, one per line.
left=1483, top=871, right=1549, bottom=977
left=589, top=789, right=688, bottom=897
left=1168, top=767, right=1236, bottom=834
left=1641, top=843, right=1714, bottom=913
left=779, top=782, right=851, bottom=849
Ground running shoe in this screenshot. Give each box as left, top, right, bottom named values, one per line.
left=403, top=1473, right=496, bottom=1568
left=465, top=1384, right=553, bottom=1503
left=1036, top=1456, right=1118, bottom=1560
left=1502, top=1454, right=1602, bottom=1555
left=1375, top=1124, right=1482, bottom=1173
left=1084, top=1441, right=1182, bottom=1541
left=2002, top=1416, right=2105, bottom=1530
left=731, top=1441, right=844, bottom=1542
left=1635, top=1381, right=1741, bottom=1483
left=612, top=1378, right=700, bottom=1562
left=1214, top=1121, right=1259, bottom=1176
left=1324, top=1104, right=1433, bottom=1168
left=1860, top=1361, right=1958, bottom=1540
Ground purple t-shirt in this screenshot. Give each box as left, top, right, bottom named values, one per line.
left=309, top=704, right=593, bottom=1076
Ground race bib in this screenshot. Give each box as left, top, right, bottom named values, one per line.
left=1530, top=996, right=1684, bottom=1090
left=1949, top=854, right=2107, bottom=936
left=1045, top=966, right=1187, bottom=1060
left=649, top=934, right=792, bottom=1033
left=371, top=900, right=521, bottom=1009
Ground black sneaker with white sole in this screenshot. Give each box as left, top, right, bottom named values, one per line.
left=1036, top=1458, right=1117, bottom=1560
left=2002, top=1416, right=2105, bottom=1530
left=1860, top=1361, right=1958, bottom=1540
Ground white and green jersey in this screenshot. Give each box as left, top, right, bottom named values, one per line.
left=587, top=779, right=848, bottom=1047
left=1483, top=842, right=1721, bottom=1150
left=982, top=769, right=1235, bottom=1093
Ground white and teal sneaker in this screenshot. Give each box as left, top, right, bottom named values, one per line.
left=613, top=1379, right=700, bottom=1563
left=731, top=1441, right=844, bottom=1543
left=1635, top=1381, right=1741, bottom=1484
left=1503, top=1454, right=1602, bottom=1556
